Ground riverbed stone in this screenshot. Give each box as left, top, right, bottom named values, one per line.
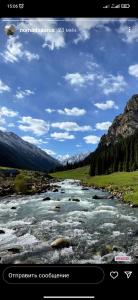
left=51, top=237, right=70, bottom=249
left=7, top=248, right=21, bottom=254
left=72, top=198, right=80, bottom=202
left=93, top=195, right=105, bottom=199
left=53, top=189, right=58, bottom=192
left=0, top=230, right=5, bottom=234
left=42, top=197, right=51, bottom=201
left=11, top=206, right=16, bottom=210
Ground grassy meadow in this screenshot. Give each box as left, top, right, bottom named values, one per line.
left=51, top=166, right=138, bottom=205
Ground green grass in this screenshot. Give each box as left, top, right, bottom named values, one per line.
left=0, top=166, right=16, bottom=170
left=51, top=166, right=138, bottom=205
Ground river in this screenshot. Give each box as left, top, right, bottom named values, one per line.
left=0, top=179, right=138, bottom=264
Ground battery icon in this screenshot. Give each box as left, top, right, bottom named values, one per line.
left=121, top=4, right=130, bottom=8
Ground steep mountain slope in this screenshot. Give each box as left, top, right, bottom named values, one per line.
left=100, top=94, right=138, bottom=146
left=0, top=130, right=60, bottom=172
left=87, top=94, right=138, bottom=175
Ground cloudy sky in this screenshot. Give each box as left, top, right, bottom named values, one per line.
left=0, top=18, right=138, bottom=161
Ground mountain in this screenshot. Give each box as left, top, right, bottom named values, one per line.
left=62, top=152, right=90, bottom=166
left=100, top=94, right=138, bottom=146
left=0, top=130, right=60, bottom=172
left=88, top=94, right=138, bottom=176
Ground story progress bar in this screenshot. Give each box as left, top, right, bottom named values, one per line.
left=43, top=297, right=95, bottom=299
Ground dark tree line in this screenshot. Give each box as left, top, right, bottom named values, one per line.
left=89, top=131, right=138, bottom=176
left=52, top=130, right=138, bottom=176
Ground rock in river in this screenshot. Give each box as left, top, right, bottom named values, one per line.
left=53, top=189, right=58, bottom=192
left=11, top=206, right=16, bottom=210
left=72, top=198, right=80, bottom=202
left=51, top=238, right=70, bottom=249
left=68, top=198, right=80, bottom=202
left=7, top=248, right=21, bottom=254
left=0, top=230, right=5, bottom=234
left=93, top=195, right=106, bottom=200
left=42, top=197, right=51, bottom=201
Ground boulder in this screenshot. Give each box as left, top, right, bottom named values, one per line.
left=7, top=248, right=21, bottom=254
left=107, top=195, right=114, bottom=199
left=53, top=189, right=58, bottom=192
left=82, top=187, right=89, bottom=190
left=72, top=198, right=80, bottom=202
left=133, top=230, right=138, bottom=236
left=68, top=198, right=80, bottom=202
left=51, top=237, right=70, bottom=249
left=130, top=204, right=138, bottom=208
left=93, top=195, right=106, bottom=200
left=112, top=245, right=123, bottom=252
left=11, top=206, right=16, bottom=210
left=42, top=197, right=51, bottom=201
left=55, top=205, right=60, bottom=209
left=0, top=230, right=5, bottom=234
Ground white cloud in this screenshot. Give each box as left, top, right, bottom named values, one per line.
left=0, top=117, right=6, bottom=125
left=98, top=74, right=127, bottom=95
left=1, top=36, right=39, bottom=63
left=45, top=108, right=55, bottom=113
left=64, top=72, right=95, bottom=87
left=0, top=106, right=18, bottom=117
left=0, top=79, right=10, bottom=93
left=51, top=132, right=75, bottom=141
left=15, top=89, right=34, bottom=99
left=71, top=18, right=111, bottom=43
left=64, top=70, right=126, bottom=94
left=22, top=135, right=41, bottom=145
left=0, top=126, right=6, bottom=132
left=43, top=148, right=56, bottom=156
left=18, top=116, right=49, bottom=136
left=95, top=121, right=112, bottom=130
left=22, top=135, right=48, bottom=145
left=117, top=23, right=138, bottom=43
left=94, top=100, right=119, bottom=110
left=24, top=51, right=39, bottom=61
left=51, top=122, right=92, bottom=132
left=8, top=123, right=15, bottom=128
left=83, top=135, right=100, bottom=144
left=128, top=64, right=138, bottom=78
left=58, top=107, right=86, bottom=116
left=18, top=18, right=65, bottom=50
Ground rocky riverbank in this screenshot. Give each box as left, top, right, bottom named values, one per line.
left=0, top=170, right=61, bottom=198
left=80, top=182, right=138, bottom=207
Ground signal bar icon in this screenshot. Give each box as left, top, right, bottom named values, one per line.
left=124, top=271, right=133, bottom=279
left=111, top=4, right=121, bottom=8
left=103, top=4, right=111, bottom=8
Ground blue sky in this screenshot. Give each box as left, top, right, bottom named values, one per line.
left=0, top=18, right=138, bottom=161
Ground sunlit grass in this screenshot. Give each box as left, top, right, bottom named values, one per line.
left=51, top=166, right=138, bottom=205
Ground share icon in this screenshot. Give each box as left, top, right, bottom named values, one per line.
left=124, top=271, right=133, bottom=279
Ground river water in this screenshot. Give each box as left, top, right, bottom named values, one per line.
left=0, top=179, right=138, bottom=264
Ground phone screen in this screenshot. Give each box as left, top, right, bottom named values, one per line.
left=0, top=1, right=137, bottom=299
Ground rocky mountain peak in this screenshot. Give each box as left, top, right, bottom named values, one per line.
left=99, top=94, right=138, bottom=147
left=125, top=94, right=138, bottom=113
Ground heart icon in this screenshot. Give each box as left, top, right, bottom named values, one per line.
left=110, top=271, right=119, bottom=279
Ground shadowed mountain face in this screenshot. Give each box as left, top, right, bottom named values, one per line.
left=100, top=94, right=138, bottom=147
left=0, top=130, right=60, bottom=172
left=82, top=95, right=138, bottom=176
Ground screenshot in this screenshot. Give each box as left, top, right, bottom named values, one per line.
left=0, top=1, right=137, bottom=299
